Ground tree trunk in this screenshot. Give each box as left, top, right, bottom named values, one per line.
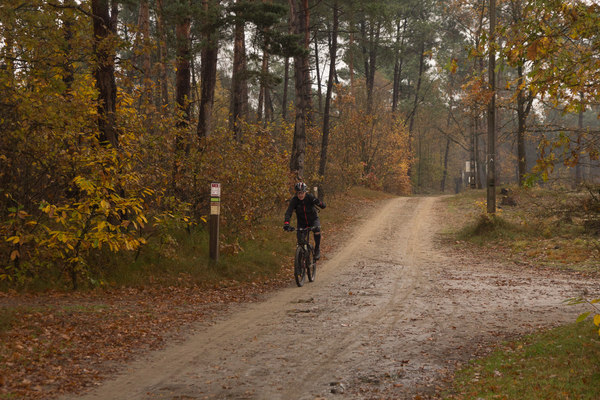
left=265, top=87, right=274, bottom=124
left=360, top=20, right=369, bottom=103
left=282, top=57, right=290, bottom=121
left=282, top=9, right=292, bottom=122
left=135, top=0, right=151, bottom=107
left=348, top=10, right=354, bottom=95
left=575, top=102, right=583, bottom=185
left=197, top=0, right=219, bottom=137
left=230, top=5, right=247, bottom=141
left=91, top=0, right=119, bottom=149
left=366, top=21, right=380, bottom=116
left=392, top=18, right=406, bottom=115
left=62, top=1, right=75, bottom=96
left=469, top=118, right=476, bottom=188
left=407, top=40, right=425, bottom=180
left=302, top=0, right=313, bottom=125
left=475, top=118, right=482, bottom=189
left=318, top=0, right=338, bottom=200
left=487, top=0, right=497, bottom=213
left=516, top=66, right=528, bottom=184
left=289, top=0, right=310, bottom=178
left=314, top=30, right=322, bottom=112
left=173, top=4, right=191, bottom=195
left=257, top=48, right=269, bottom=123
left=441, top=137, right=450, bottom=192
left=191, top=55, right=198, bottom=114
left=175, top=11, right=191, bottom=131
left=156, top=0, right=169, bottom=109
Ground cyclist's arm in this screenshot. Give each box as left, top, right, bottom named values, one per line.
left=313, top=197, right=326, bottom=209
left=284, top=197, right=297, bottom=223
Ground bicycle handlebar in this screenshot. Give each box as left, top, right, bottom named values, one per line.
left=284, top=226, right=318, bottom=232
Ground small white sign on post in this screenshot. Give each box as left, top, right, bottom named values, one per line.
left=211, top=183, right=221, bottom=197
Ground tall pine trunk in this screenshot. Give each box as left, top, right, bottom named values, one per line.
left=348, top=11, right=354, bottom=95
left=175, top=12, right=191, bottom=131
left=281, top=9, right=292, bottom=122
left=62, top=1, right=75, bottom=96
left=575, top=99, right=583, bottom=185
left=318, top=0, right=338, bottom=200
left=230, top=3, right=247, bottom=141
left=197, top=0, right=219, bottom=137
left=257, top=47, right=269, bottom=123
left=156, top=0, right=169, bottom=109
left=367, top=21, right=380, bottom=116
left=407, top=40, right=425, bottom=180
left=289, top=0, right=310, bottom=177
left=392, top=18, right=406, bottom=115
left=314, top=30, right=322, bottom=112
left=441, top=138, right=450, bottom=192
left=302, top=0, right=313, bottom=125
left=91, top=0, right=119, bottom=149
left=173, top=6, right=191, bottom=196
left=282, top=56, right=290, bottom=121
left=135, top=0, right=151, bottom=107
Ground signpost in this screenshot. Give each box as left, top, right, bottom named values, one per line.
left=210, top=183, right=221, bottom=261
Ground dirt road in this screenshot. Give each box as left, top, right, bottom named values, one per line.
left=65, top=196, right=598, bottom=399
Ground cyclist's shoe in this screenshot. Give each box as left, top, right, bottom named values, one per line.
left=314, top=248, right=321, bottom=260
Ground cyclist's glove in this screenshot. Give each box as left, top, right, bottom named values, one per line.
left=284, top=223, right=292, bottom=231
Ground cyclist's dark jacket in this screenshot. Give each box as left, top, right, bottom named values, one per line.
left=284, top=194, right=326, bottom=228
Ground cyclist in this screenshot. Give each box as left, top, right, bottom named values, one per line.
left=284, top=182, right=326, bottom=260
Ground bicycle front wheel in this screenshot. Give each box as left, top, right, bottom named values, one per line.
left=307, top=245, right=316, bottom=282
left=294, top=246, right=306, bottom=287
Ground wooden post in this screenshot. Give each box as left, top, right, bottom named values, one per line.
left=210, top=183, right=221, bottom=261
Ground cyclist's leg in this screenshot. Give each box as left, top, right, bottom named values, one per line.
left=311, top=219, right=322, bottom=260
left=296, top=226, right=307, bottom=244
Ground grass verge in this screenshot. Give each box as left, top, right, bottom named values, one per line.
left=444, top=321, right=600, bottom=399
left=443, top=186, right=600, bottom=399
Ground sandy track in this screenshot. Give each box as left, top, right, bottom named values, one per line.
left=64, top=196, right=598, bottom=399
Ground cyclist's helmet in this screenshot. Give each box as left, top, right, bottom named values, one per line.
left=294, top=182, right=308, bottom=193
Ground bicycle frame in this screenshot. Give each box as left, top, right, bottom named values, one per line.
left=296, top=227, right=313, bottom=249
left=287, top=226, right=317, bottom=286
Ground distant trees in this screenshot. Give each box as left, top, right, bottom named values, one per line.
left=502, top=0, right=600, bottom=184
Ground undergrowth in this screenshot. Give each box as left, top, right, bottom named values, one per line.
left=457, top=213, right=523, bottom=244
left=444, top=185, right=600, bottom=271
left=0, top=187, right=392, bottom=292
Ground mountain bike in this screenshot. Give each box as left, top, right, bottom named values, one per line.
left=285, top=226, right=317, bottom=287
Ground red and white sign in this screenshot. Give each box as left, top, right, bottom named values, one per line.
left=211, top=183, right=221, bottom=197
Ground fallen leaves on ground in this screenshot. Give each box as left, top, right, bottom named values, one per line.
left=0, top=273, right=290, bottom=399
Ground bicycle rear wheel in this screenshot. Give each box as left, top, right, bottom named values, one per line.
left=307, top=245, right=316, bottom=282
left=294, top=246, right=306, bottom=287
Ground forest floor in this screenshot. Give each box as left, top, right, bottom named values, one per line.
left=2, top=195, right=599, bottom=399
